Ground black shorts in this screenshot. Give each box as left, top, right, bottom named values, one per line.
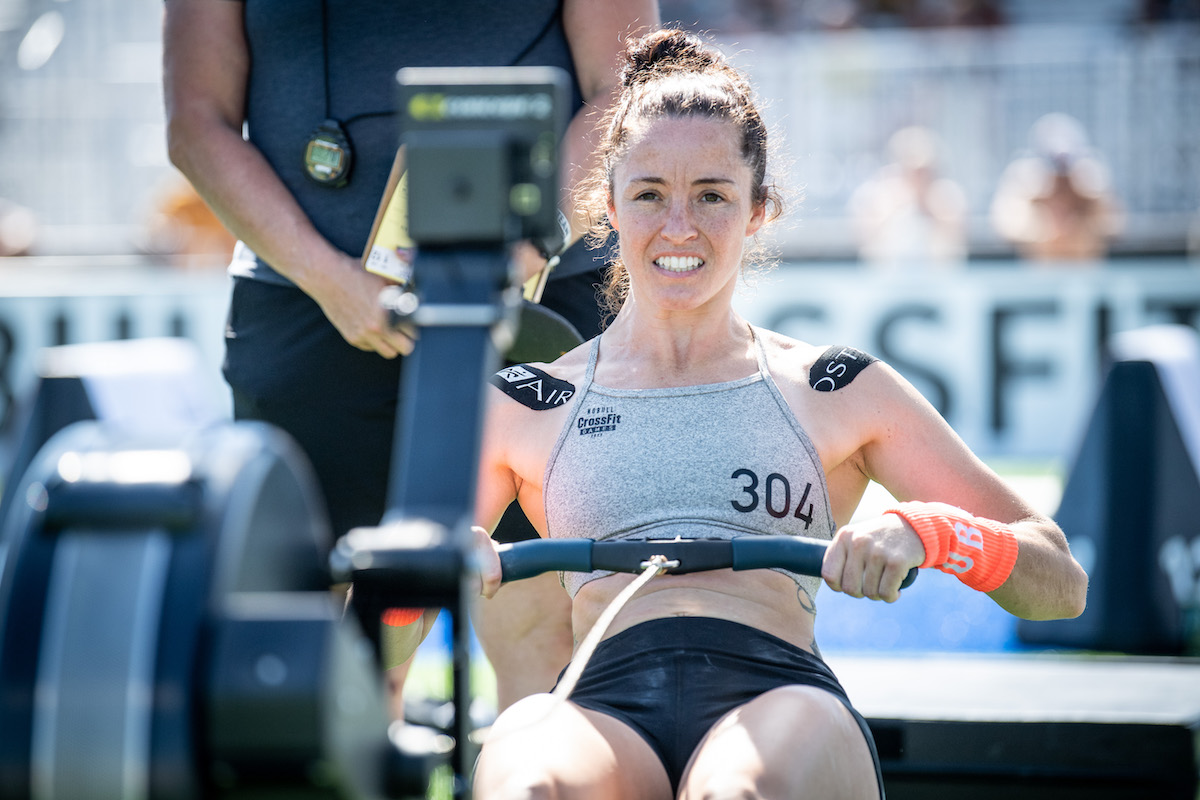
left=223, top=278, right=402, bottom=540
left=563, top=617, right=885, bottom=797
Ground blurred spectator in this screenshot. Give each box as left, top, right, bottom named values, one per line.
left=141, top=174, right=236, bottom=269
left=944, top=0, right=1007, bottom=26
left=990, top=112, right=1124, bottom=263
left=0, top=198, right=37, bottom=256
left=1139, top=0, right=1200, bottom=21
left=859, top=0, right=1005, bottom=27
left=658, top=0, right=1006, bottom=29
left=848, top=125, right=968, bottom=270
left=659, top=0, right=803, bottom=30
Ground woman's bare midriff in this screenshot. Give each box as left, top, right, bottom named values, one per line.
left=571, top=568, right=819, bottom=655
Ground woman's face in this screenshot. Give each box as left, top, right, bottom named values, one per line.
left=607, top=115, right=765, bottom=315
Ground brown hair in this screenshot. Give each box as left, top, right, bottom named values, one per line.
left=578, top=28, right=784, bottom=320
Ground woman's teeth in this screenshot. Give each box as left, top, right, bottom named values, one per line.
left=655, top=256, right=703, bottom=272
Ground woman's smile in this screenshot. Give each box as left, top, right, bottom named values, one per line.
left=654, top=255, right=705, bottom=273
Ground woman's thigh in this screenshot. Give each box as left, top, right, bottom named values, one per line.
left=474, top=694, right=673, bottom=800
left=679, top=685, right=881, bottom=800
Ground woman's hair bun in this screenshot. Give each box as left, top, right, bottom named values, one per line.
left=620, top=28, right=721, bottom=88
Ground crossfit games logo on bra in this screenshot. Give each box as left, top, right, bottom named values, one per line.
left=577, top=405, right=621, bottom=437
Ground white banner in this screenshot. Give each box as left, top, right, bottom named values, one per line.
left=1, top=263, right=1198, bottom=470
left=735, top=263, right=1200, bottom=459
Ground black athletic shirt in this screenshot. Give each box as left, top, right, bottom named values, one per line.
left=234, top=0, right=582, bottom=283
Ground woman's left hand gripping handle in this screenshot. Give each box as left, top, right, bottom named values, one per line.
left=472, top=526, right=504, bottom=599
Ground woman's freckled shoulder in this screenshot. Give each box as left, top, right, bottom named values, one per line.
left=756, top=329, right=827, bottom=379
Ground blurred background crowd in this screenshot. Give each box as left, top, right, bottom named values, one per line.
left=0, top=0, right=1196, bottom=269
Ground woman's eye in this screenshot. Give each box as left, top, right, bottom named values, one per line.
left=701, top=192, right=724, bottom=203
left=634, top=191, right=659, bottom=201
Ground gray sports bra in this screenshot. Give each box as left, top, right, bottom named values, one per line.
left=543, top=327, right=836, bottom=599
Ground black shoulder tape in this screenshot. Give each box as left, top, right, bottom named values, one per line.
left=809, top=345, right=877, bottom=392
left=490, top=364, right=576, bottom=410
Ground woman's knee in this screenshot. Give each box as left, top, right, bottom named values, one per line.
left=680, top=773, right=759, bottom=800
left=475, top=768, right=562, bottom=800
left=680, top=687, right=879, bottom=800
left=474, top=696, right=604, bottom=800
left=475, top=696, right=670, bottom=800
left=475, top=726, right=565, bottom=800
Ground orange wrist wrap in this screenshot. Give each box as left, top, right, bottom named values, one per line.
left=885, top=501, right=1019, bottom=593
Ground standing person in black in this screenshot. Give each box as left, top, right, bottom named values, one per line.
left=162, top=0, right=660, bottom=717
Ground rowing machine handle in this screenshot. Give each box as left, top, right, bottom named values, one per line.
left=497, top=536, right=917, bottom=590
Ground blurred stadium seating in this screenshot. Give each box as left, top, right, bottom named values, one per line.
left=0, top=0, right=1196, bottom=259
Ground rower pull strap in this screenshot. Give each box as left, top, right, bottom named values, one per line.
left=551, top=556, right=670, bottom=702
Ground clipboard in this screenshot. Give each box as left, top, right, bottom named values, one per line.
left=361, top=146, right=415, bottom=285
